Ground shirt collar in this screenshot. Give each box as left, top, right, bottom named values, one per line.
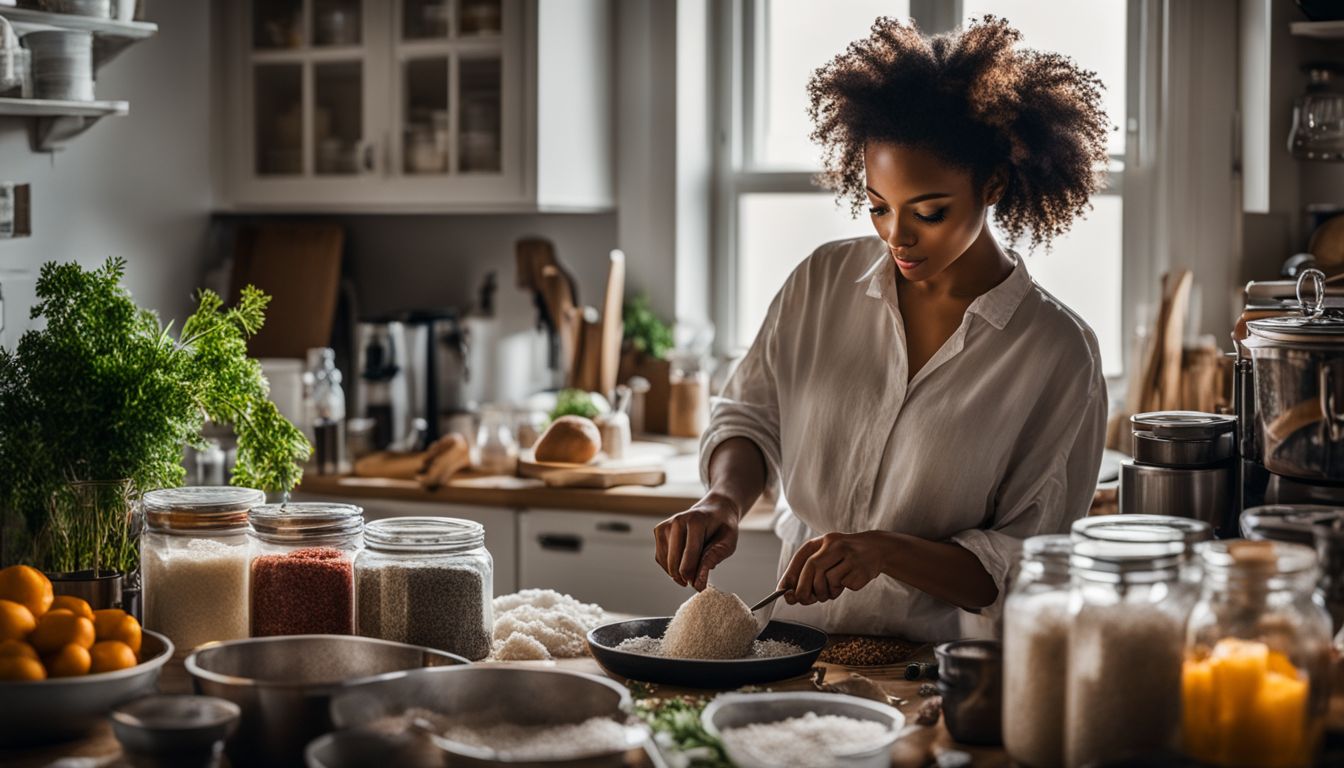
left=858, top=245, right=1033, bottom=331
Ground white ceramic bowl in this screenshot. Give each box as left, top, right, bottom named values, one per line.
left=701, top=691, right=905, bottom=768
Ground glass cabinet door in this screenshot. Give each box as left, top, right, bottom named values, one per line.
left=250, top=0, right=368, bottom=179
left=396, top=0, right=504, bottom=177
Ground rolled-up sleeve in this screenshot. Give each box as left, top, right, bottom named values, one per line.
left=699, top=290, right=787, bottom=492
left=949, top=364, right=1108, bottom=617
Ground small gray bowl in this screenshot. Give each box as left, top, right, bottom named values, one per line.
left=110, top=695, right=240, bottom=768
left=0, top=629, right=174, bottom=747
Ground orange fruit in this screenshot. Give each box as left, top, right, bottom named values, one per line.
left=0, top=655, right=46, bottom=681
left=0, top=599, right=36, bottom=642
left=0, top=565, right=53, bottom=618
left=89, top=641, right=137, bottom=674
left=50, top=596, right=94, bottom=622
left=29, top=609, right=95, bottom=655
left=93, top=609, right=128, bottom=639
left=101, top=614, right=141, bottom=657
left=0, top=639, right=38, bottom=660
left=44, top=643, right=91, bottom=677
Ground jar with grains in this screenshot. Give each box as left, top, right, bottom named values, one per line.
left=1182, top=540, right=1331, bottom=768
left=247, top=502, right=363, bottom=637
left=1003, top=535, right=1071, bottom=768
left=142, top=486, right=265, bottom=655
left=355, top=517, right=493, bottom=660
left=1071, top=513, right=1212, bottom=584
left=1065, top=539, right=1192, bottom=768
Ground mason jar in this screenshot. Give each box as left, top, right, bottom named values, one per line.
left=247, top=502, right=363, bottom=637
left=1065, top=539, right=1192, bottom=768
left=355, top=517, right=494, bottom=660
left=141, top=486, right=265, bottom=655
left=1072, top=513, right=1212, bottom=584
left=1003, top=535, right=1071, bottom=768
left=1182, top=540, right=1332, bottom=768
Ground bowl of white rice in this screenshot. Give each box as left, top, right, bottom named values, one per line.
left=328, top=665, right=650, bottom=766
left=702, top=691, right=905, bottom=768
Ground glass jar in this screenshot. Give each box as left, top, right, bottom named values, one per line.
left=1182, top=540, right=1331, bottom=768
left=1072, top=513, right=1213, bottom=583
left=247, top=502, right=363, bottom=637
left=668, top=351, right=709, bottom=438
left=1003, top=535, right=1071, bottom=768
left=1065, top=540, right=1192, bottom=768
left=474, top=406, right=517, bottom=474
left=355, top=517, right=493, bottom=660
left=142, top=486, right=265, bottom=655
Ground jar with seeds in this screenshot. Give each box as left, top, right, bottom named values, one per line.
left=355, top=516, right=493, bottom=660
left=247, top=502, right=364, bottom=637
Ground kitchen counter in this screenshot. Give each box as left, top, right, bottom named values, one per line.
left=298, top=452, right=708, bottom=518
left=0, top=648, right=1009, bottom=768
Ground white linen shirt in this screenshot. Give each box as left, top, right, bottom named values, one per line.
left=700, top=236, right=1107, bottom=642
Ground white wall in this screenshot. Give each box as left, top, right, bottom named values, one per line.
left=0, top=0, right=215, bottom=346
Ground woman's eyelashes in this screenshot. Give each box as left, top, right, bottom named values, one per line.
left=914, top=208, right=947, bottom=224
left=867, top=204, right=889, bottom=216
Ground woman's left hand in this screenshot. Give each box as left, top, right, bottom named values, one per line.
left=779, top=531, right=893, bottom=605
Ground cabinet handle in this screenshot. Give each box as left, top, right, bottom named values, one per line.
left=360, top=140, right=377, bottom=174
left=595, top=521, right=632, bottom=534
left=537, top=534, right=583, bottom=553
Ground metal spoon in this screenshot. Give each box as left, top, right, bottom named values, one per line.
left=750, top=588, right=786, bottom=634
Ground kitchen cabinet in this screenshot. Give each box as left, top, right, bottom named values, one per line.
left=290, top=495, right=519, bottom=594
left=517, top=509, right=781, bottom=615
left=217, top=0, right=613, bottom=213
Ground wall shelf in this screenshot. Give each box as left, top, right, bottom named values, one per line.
left=0, top=96, right=129, bottom=150
left=1291, top=20, right=1344, bottom=39
left=0, top=7, right=157, bottom=70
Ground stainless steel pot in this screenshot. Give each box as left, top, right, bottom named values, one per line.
left=1244, top=270, right=1344, bottom=483
left=1120, top=411, right=1237, bottom=534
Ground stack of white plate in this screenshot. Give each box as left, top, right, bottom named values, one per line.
left=24, top=30, right=93, bottom=101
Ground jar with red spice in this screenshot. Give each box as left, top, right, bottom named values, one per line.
left=247, top=502, right=364, bottom=637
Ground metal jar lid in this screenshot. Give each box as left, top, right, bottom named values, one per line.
left=143, top=486, right=266, bottom=531
left=1072, top=514, right=1213, bottom=547
left=248, top=502, right=364, bottom=543
left=362, top=516, right=485, bottom=554
left=1246, top=268, right=1344, bottom=344
left=1130, top=411, right=1235, bottom=440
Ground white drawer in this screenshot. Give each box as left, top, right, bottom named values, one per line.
left=517, top=509, right=780, bottom=615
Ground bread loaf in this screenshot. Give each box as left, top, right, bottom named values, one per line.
left=534, top=415, right=602, bottom=464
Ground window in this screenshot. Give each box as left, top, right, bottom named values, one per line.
left=716, top=0, right=1136, bottom=379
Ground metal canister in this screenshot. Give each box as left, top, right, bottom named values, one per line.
left=1119, top=411, right=1237, bottom=535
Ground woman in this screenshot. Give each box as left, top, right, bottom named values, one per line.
left=654, top=17, right=1110, bottom=641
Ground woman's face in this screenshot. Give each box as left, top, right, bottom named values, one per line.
left=863, top=142, right=997, bottom=283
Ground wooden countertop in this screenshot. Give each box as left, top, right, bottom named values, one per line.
left=0, top=648, right=1008, bottom=768
left=297, top=452, right=709, bottom=518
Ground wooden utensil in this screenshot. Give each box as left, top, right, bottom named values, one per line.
left=598, top=249, right=626, bottom=399
left=541, top=265, right=579, bottom=381
left=572, top=307, right=603, bottom=393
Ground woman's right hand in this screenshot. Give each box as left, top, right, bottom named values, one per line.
left=654, top=492, right=741, bottom=591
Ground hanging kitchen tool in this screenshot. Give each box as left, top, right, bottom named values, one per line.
left=515, top=238, right=579, bottom=387
left=598, top=249, right=626, bottom=399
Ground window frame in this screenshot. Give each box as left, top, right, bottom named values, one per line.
left=711, top=0, right=1157, bottom=391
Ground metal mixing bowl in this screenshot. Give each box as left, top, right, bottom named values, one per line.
left=0, top=629, right=174, bottom=747
left=702, top=691, right=905, bottom=768
left=329, top=665, right=650, bottom=766
left=185, top=634, right=469, bottom=768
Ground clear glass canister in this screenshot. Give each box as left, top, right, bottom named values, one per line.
left=1065, top=539, right=1192, bottom=768
left=1182, top=540, right=1332, bottom=768
left=355, top=516, right=493, bottom=660
left=247, top=502, right=363, bottom=637
left=1072, top=513, right=1213, bottom=583
left=1003, top=535, right=1072, bottom=768
left=141, top=486, right=265, bottom=654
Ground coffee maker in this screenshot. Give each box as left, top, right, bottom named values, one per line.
left=1236, top=269, right=1344, bottom=511
left=354, top=317, right=412, bottom=450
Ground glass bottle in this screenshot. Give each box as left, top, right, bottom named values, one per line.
left=309, top=348, right=347, bottom=475
left=246, top=502, right=363, bottom=637
left=1065, top=539, right=1192, bottom=767
left=354, top=516, right=494, bottom=660
left=141, top=486, right=265, bottom=655
left=1182, top=540, right=1331, bottom=768
left=1290, top=65, right=1344, bottom=161
left=1003, top=535, right=1071, bottom=768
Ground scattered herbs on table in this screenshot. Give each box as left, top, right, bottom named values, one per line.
left=628, top=684, right=730, bottom=768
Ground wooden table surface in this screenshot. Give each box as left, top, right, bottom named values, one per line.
left=0, top=648, right=1010, bottom=768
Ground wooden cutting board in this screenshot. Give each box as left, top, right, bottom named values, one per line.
left=230, top=223, right=344, bottom=358
left=517, top=453, right=666, bottom=488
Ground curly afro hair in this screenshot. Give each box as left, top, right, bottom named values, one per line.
left=807, top=15, right=1110, bottom=248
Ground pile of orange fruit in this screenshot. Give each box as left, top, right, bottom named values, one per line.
left=0, top=565, right=142, bottom=681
